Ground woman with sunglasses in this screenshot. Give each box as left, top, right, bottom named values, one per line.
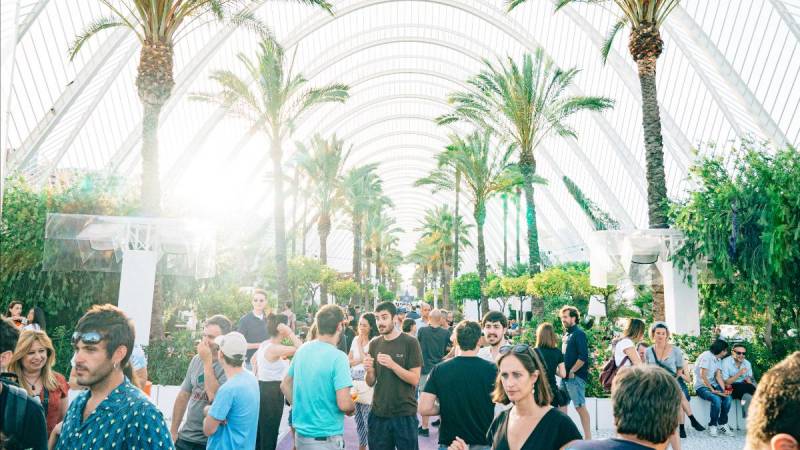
left=8, top=329, right=69, bottom=437
left=450, top=344, right=581, bottom=450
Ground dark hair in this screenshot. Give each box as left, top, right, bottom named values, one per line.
left=0, top=318, right=20, bottom=354
left=360, top=313, right=379, bottom=339
left=535, top=322, right=559, bottom=349
left=402, top=318, right=416, bottom=333
left=223, top=354, right=244, bottom=367
left=747, top=352, right=800, bottom=448
left=267, top=314, right=288, bottom=338
left=348, top=307, right=357, bottom=329
left=493, top=347, right=552, bottom=406
left=28, top=306, right=47, bottom=330
left=285, top=302, right=292, bottom=309
left=559, top=305, right=580, bottom=321
left=205, top=315, right=232, bottom=334
left=481, top=310, right=508, bottom=328
left=622, top=318, right=646, bottom=341
left=612, top=365, right=682, bottom=444
left=75, top=304, right=135, bottom=366
left=732, top=342, right=747, bottom=351
left=710, top=338, right=729, bottom=355
left=455, top=321, right=481, bottom=351
left=375, top=301, right=397, bottom=317
left=5, top=300, right=22, bottom=317
left=316, top=305, right=345, bottom=336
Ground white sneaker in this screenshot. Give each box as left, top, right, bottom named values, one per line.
left=720, top=425, right=735, bottom=437
left=709, top=425, right=718, bottom=437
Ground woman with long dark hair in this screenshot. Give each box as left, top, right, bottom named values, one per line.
left=23, top=306, right=46, bottom=332
left=5, top=300, right=26, bottom=328
left=348, top=312, right=378, bottom=450
left=252, top=313, right=302, bottom=450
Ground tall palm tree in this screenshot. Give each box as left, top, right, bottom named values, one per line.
left=437, top=49, right=613, bottom=275
left=192, top=39, right=349, bottom=301
left=417, top=205, right=473, bottom=309
left=294, top=133, right=350, bottom=304
left=515, top=186, right=522, bottom=265
left=417, top=131, right=536, bottom=313
left=511, top=0, right=679, bottom=320
left=342, top=163, right=383, bottom=304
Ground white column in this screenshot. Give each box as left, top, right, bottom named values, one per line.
left=1, top=0, right=21, bottom=216
left=660, top=261, right=700, bottom=336
left=118, top=250, right=158, bottom=346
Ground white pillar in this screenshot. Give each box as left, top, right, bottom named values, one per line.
left=118, top=250, right=158, bottom=346
left=660, top=261, right=700, bottom=336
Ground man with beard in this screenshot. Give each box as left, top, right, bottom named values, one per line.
left=476, top=311, right=509, bottom=363
left=171, top=315, right=232, bottom=450
left=560, top=305, right=591, bottom=440
left=414, top=302, right=432, bottom=335
left=365, top=301, right=423, bottom=450
left=281, top=304, right=355, bottom=449
left=53, top=304, right=172, bottom=449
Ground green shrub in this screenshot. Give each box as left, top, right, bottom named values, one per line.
left=143, top=331, right=196, bottom=386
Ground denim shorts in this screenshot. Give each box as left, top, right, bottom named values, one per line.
left=562, top=377, right=587, bottom=407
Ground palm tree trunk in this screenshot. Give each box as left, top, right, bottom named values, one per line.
left=519, top=149, right=542, bottom=274
left=301, top=195, right=309, bottom=256
left=475, top=202, right=489, bottom=313
left=291, top=171, right=300, bottom=257
left=454, top=168, right=461, bottom=278
left=271, top=133, right=290, bottom=301
left=352, top=213, right=362, bottom=304
left=318, top=212, right=330, bottom=304
left=502, top=194, right=508, bottom=274
left=515, top=187, right=521, bottom=266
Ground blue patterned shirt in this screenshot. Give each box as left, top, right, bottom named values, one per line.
left=56, top=378, right=174, bottom=450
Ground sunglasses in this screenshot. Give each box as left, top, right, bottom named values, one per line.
left=71, top=331, right=105, bottom=345
left=499, top=344, right=533, bottom=355
left=734, top=351, right=746, bottom=355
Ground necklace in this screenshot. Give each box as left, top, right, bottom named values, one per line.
left=23, top=373, right=41, bottom=392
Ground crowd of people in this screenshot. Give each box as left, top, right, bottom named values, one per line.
left=0, top=295, right=798, bottom=450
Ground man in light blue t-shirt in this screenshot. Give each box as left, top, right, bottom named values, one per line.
left=204, top=332, right=260, bottom=450
left=281, top=305, right=355, bottom=450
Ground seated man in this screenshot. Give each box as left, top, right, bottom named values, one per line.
left=721, top=343, right=756, bottom=417
left=565, top=365, right=681, bottom=449
left=745, top=351, right=799, bottom=450
left=694, top=339, right=734, bottom=437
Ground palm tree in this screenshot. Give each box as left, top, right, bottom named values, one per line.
left=417, top=131, right=536, bottom=313
left=294, top=134, right=350, bottom=304
left=191, top=39, right=349, bottom=301
left=342, top=163, right=383, bottom=304
left=437, top=49, right=613, bottom=275
left=417, top=205, right=473, bottom=309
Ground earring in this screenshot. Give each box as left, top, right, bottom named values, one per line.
left=113, top=361, right=118, bottom=370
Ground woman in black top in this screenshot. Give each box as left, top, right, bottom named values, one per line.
left=534, top=322, right=568, bottom=408
left=448, top=343, right=581, bottom=450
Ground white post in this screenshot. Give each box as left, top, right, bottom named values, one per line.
left=660, top=260, right=700, bottom=336
left=118, top=250, right=158, bottom=346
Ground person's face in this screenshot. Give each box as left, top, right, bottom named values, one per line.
left=637, top=346, right=647, bottom=361
left=733, top=347, right=746, bottom=362
left=499, top=354, right=538, bottom=403
left=22, top=340, right=48, bottom=373
left=559, top=311, right=576, bottom=329
left=447, top=312, right=454, bottom=322
left=202, top=324, right=223, bottom=351
left=483, top=321, right=506, bottom=346
left=26, top=309, right=35, bottom=322
left=421, top=304, right=431, bottom=317
left=252, top=293, right=267, bottom=312
left=73, top=339, right=123, bottom=387
left=654, top=328, right=668, bottom=344
left=10, top=303, right=22, bottom=317
left=358, top=318, right=371, bottom=336
left=376, top=310, right=394, bottom=335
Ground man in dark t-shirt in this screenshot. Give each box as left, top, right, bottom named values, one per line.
left=236, top=289, right=271, bottom=365
left=420, top=320, right=496, bottom=448
left=365, top=302, right=423, bottom=450
left=560, top=305, right=591, bottom=439
left=416, top=308, right=451, bottom=435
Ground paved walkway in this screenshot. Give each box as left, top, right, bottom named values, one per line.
left=276, top=415, right=746, bottom=450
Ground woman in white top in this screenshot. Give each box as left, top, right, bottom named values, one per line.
left=22, top=306, right=46, bottom=332
left=348, top=312, right=378, bottom=450
left=252, top=313, right=302, bottom=450
left=614, top=318, right=646, bottom=368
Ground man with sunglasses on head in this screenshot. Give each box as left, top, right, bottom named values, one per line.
left=721, top=343, right=756, bottom=418
left=53, top=304, right=172, bottom=449
left=171, top=315, right=232, bottom=450
left=238, top=288, right=271, bottom=370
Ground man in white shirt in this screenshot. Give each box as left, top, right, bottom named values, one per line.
left=414, top=302, right=431, bottom=335
left=476, top=311, right=508, bottom=363
left=694, top=339, right=734, bottom=437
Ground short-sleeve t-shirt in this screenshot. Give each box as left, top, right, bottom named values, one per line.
left=535, top=347, right=564, bottom=395
left=178, top=355, right=228, bottom=444
left=566, top=438, right=654, bottom=449
left=368, top=332, right=423, bottom=417
left=563, top=326, right=589, bottom=380
left=423, top=356, right=497, bottom=446
left=417, top=326, right=451, bottom=374
left=488, top=407, right=582, bottom=450
left=237, top=312, right=268, bottom=360
left=721, top=356, right=753, bottom=383
left=614, top=338, right=635, bottom=367
left=207, top=370, right=260, bottom=450
left=288, top=340, right=352, bottom=437
left=645, top=345, right=685, bottom=375
left=694, top=350, right=723, bottom=390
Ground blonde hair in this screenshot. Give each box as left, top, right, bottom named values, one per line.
left=9, top=330, right=59, bottom=393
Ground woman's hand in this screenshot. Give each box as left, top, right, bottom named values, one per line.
left=448, top=437, right=468, bottom=450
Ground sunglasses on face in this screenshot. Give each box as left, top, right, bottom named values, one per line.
left=71, top=331, right=105, bottom=345
left=253, top=299, right=266, bottom=303
left=734, top=351, right=746, bottom=355
left=499, top=344, right=533, bottom=355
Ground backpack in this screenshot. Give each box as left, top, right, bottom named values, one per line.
left=599, top=346, right=630, bottom=392
left=2, top=379, right=35, bottom=448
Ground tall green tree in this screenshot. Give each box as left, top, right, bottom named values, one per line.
left=417, top=131, right=537, bottom=313
left=192, top=39, right=349, bottom=302
left=417, top=205, right=473, bottom=309
left=342, top=163, right=382, bottom=304
left=294, top=134, right=350, bottom=304
left=436, top=49, right=613, bottom=275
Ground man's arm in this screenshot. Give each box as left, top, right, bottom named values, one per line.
left=377, top=353, right=421, bottom=386
left=171, top=390, right=190, bottom=440
left=203, top=415, right=222, bottom=437
left=335, top=387, right=356, bottom=416
left=714, top=369, right=727, bottom=392
left=568, top=359, right=585, bottom=378
left=202, top=359, right=221, bottom=401
left=280, top=375, right=294, bottom=404
left=418, top=392, right=439, bottom=416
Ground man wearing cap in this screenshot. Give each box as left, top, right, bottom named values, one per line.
left=203, top=331, right=260, bottom=450
left=395, top=306, right=408, bottom=330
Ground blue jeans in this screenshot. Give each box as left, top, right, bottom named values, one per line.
left=562, top=377, right=587, bottom=407
left=439, top=446, right=491, bottom=450
left=696, top=387, right=731, bottom=426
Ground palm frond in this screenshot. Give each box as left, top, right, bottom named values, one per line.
left=68, top=16, right=130, bottom=61
left=228, top=9, right=276, bottom=43
left=293, top=0, right=334, bottom=15
left=601, top=18, right=628, bottom=65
